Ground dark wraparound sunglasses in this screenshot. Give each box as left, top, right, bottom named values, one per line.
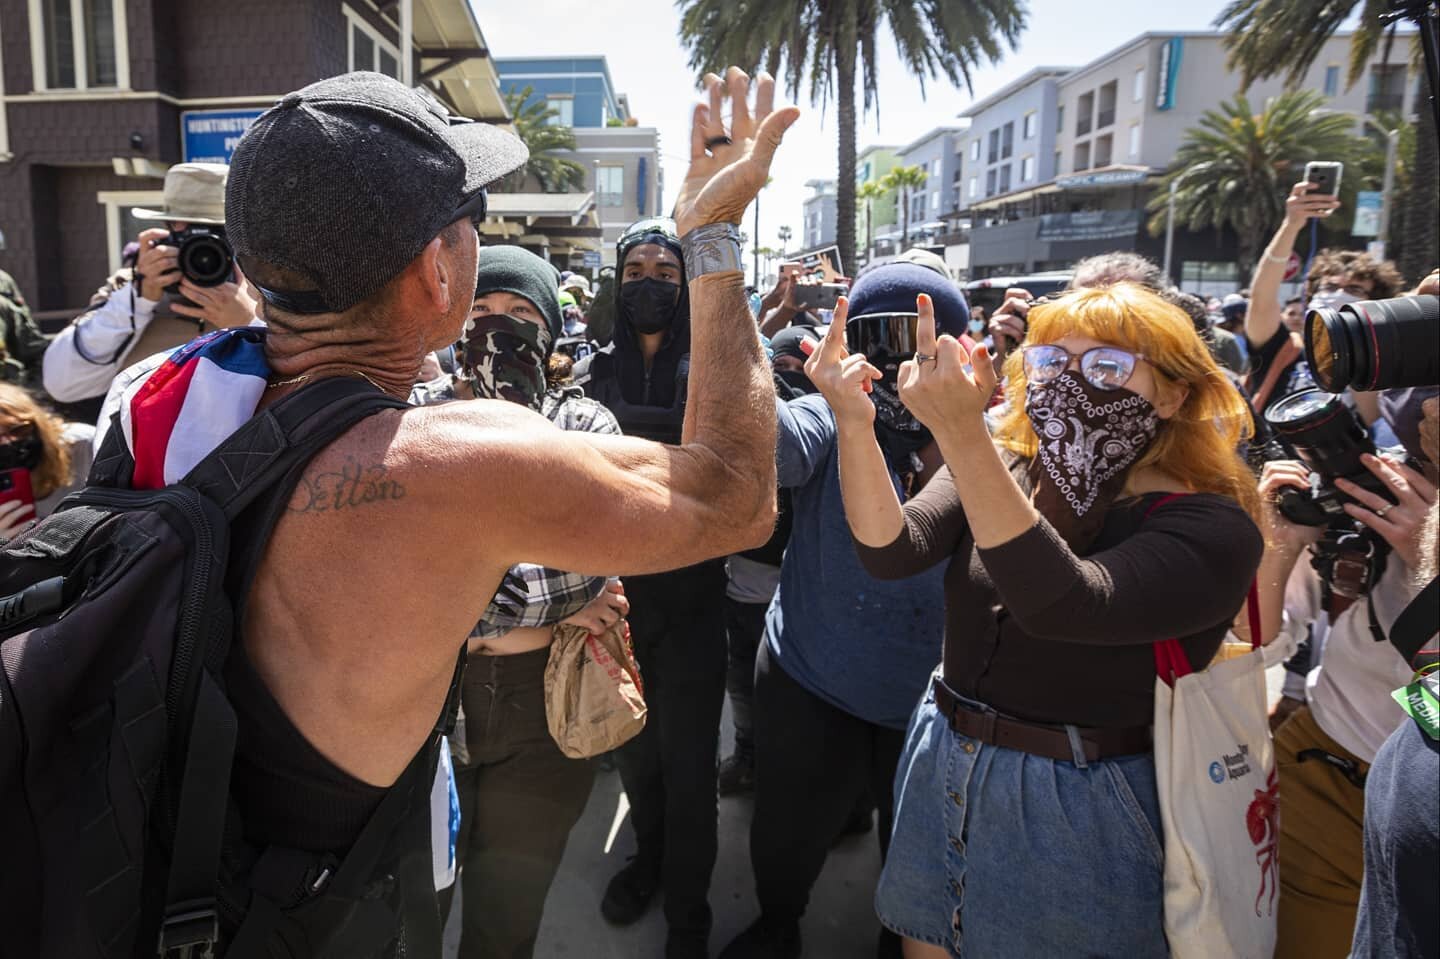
left=255, top=190, right=489, bottom=315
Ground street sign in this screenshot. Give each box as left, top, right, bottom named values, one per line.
left=582, top=251, right=602, bottom=269
left=1352, top=191, right=1383, bottom=237
left=181, top=109, right=266, bottom=164
left=1282, top=252, right=1301, bottom=282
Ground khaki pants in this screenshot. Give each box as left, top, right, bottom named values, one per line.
left=1274, top=705, right=1369, bottom=959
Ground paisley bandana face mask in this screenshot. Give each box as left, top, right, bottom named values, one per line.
left=461, top=313, right=551, bottom=410
left=1026, top=369, right=1161, bottom=550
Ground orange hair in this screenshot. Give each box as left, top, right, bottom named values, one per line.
left=0, top=383, right=72, bottom=501
left=994, top=283, right=1260, bottom=520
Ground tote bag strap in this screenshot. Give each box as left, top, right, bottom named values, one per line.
left=1141, top=493, right=1261, bottom=686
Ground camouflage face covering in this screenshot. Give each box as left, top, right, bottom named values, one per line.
left=460, top=313, right=551, bottom=409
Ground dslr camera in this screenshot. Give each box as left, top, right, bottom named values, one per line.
left=164, top=226, right=235, bottom=293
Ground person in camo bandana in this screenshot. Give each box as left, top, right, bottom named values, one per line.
left=410, top=245, right=626, bottom=959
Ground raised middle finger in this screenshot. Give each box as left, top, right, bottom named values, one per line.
left=915, top=293, right=937, bottom=358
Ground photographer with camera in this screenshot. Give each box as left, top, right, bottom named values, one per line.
left=1242, top=182, right=1408, bottom=419
left=41, top=163, right=258, bottom=407
left=1253, top=255, right=1438, bottom=955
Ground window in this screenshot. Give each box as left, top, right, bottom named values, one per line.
left=1001, top=122, right=1014, bottom=159
left=1074, top=141, right=1090, bottom=171
left=931, top=158, right=941, bottom=176
left=1076, top=91, right=1094, bottom=135
left=1323, top=65, right=1340, bottom=97
left=1133, top=67, right=1146, bottom=102
left=1094, top=133, right=1113, bottom=167
left=346, top=7, right=401, bottom=79
left=987, top=129, right=1000, bottom=164
left=596, top=165, right=624, bottom=207
left=98, top=190, right=163, bottom=273
left=1056, top=104, right=1065, bottom=134
left=1023, top=111, right=1037, bottom=139
left=1054, top=149, right=1062, bottom=175
left=1020, top=155, right=1035, bottom=182
left=1128, top=122, right=1141, bottom=159
left=985, top=169, right=997, bottom=196
left=33, top=0, right=124, bottom=89
left=968, top=175, right=978, bottom=198
left=970, top=140, right=980, bottom=161
left=546, top=96, right=574, bottom=127
left=911, top=196, right=925, bottom=221
left=931, top=191, right=940, bottom=211
left=1368, top=64, right=1407, bottom=112
left=1097, top=81, right=1117, bottom=129
left=998, top=165, right=1012, bottom=193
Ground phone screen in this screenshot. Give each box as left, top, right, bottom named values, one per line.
left=0, top=467, right=36, bottom=511
left=1305, top=161, right=1343, bottom=197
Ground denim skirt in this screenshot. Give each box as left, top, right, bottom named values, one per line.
left=875, top=680, right=1170, bottom=958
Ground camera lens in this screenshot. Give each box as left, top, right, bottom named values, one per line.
left=1305, top=294, right=1439, bottom=392
left=1265, top=389, right=1376, bottom=481
left=177, top=231, right=235, bottom=287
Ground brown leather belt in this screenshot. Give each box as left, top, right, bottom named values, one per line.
left=932, top=676, right=1152, bottom=763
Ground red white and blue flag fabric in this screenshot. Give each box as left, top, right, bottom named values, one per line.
left=118, top=328, right=271, bottom=489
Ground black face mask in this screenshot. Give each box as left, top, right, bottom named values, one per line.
left=620, top=278, right=681, bottom=335
left=0, top=433, right=42, bottom=472
left=870, top=374, right=932, bottom=490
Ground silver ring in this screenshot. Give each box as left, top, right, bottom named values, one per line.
left=915, top=352, right=937, bottom=365
left=1375, top=504, right=1393, bottom=517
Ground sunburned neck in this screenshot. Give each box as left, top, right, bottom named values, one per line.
left=261, top=323, right=426, bottom=402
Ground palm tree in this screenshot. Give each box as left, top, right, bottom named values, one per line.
left=856, top=179, right=890, bottom=265
left=496, top=86, right=586, bottom=194
left=777, top=225, right=793, bottom=256
left=1214, top=0, right=1437, bottom=282
left=678, top=0, right=1027, bottom=277
left=1144, top=90, right=1363, bottom=285
left=882, top=164, right=928, bottom=251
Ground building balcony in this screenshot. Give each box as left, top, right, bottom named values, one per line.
left=1076, top=117, right=1092, bottom=136
left=1096, top=108, right=1115, bottom=129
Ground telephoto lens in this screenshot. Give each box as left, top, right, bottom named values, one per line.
left=1304, top=294, right=1439, bottom=393
left=167, top=227, right=235, bottom=288
left=1264, top=389, right=1392, bottom=526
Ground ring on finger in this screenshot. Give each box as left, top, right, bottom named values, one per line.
left=1374, top=504, right=1394, bottom=517
left=915, top=352, right=937, bottom=365
left=704, top=135, right=733, bottom=150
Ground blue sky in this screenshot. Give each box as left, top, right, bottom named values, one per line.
left=472, top=0, right=1349, bottom=273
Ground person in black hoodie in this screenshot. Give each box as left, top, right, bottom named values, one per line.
left=573, top=217, right=730, bottom=959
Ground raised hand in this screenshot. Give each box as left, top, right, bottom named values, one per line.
left=896, top=293, right=996, bottom=435
left=673, top=68, right=800, bottom=238
left=803, top=297, right=879, bottom=426
left=1284, top=181, right=1339, bottom=229
left=1337, top=454, right=1438, bottom=570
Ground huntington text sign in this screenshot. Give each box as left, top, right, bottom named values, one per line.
left=181, top=109, right=266, bottom=164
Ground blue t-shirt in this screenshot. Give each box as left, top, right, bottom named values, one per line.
left=765, top=394, right=947, bottom=730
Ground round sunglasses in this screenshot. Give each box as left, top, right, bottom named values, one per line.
left=1022, top=344, right=1149, bottom=391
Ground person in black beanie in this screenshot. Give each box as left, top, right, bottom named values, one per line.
left=573, top=216, right=731, bottom=959
left=720, top=263, right=966, bottom=959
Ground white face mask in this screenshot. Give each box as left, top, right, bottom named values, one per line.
left=968, top=318, right=987, bottom=336
left=1308, top=289, right=1362, bottom=312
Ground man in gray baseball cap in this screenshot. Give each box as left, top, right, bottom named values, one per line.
left=216, top=68, right=797, bottom=957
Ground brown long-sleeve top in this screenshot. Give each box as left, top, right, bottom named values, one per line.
left=853, top=463, right=1264, bottom=729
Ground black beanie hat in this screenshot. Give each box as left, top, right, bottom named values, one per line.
left=474, top=246, right=563, bottom=342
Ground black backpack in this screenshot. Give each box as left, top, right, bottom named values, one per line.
left=0, top=377, right=461, bottom=958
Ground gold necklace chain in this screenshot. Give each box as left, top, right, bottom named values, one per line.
left=266, top=370, right=387, bottom=391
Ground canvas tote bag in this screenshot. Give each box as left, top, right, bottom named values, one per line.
left=1154, top=579, right=1277, bottom=958
left=544, top=620, right=647, bottom=759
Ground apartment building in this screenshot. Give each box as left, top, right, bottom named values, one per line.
left=0, top=0, right=506, bottom=318
left=959, top=31, right=1423, bottom=288
left=801, top=178, right=837, bottom=251
left=854, top=143, right=899, bottom=267
left=494, top=56, right=663, bottom=269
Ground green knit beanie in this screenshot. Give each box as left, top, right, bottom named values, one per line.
left=474, top=246, right=562, bottom=341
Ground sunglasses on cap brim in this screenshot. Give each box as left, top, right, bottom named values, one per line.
left=255, top=189, right=489, bottom=315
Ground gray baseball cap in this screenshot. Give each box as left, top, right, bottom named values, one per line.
left=227, top=71, right=529, bottom=314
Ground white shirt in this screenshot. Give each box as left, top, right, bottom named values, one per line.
left=1275, top=555, right=1422, bottom=763
left=43, top=283, right=163, bottom=403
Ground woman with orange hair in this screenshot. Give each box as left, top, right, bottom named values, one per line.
left=0, top=383, right=93, bottom=540
left=806, top=282, right=1263, bottom=957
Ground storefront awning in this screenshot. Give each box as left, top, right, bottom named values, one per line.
left=409, top=1, right=509, bottom=123
left=485, top=192, right=598, bottom=227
